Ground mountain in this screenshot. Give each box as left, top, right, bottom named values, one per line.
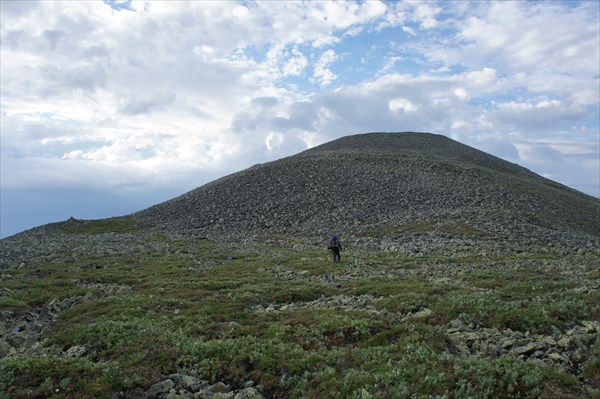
left=1, top=132, right=599, bottom=399
left=133, top=132, right=599, bottom=242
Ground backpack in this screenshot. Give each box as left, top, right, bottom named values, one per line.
left=328, top=235, right=340, bottom=249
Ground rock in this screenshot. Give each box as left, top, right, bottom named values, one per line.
left=167, top=391, right=192, bottom=399
left=462, top=332, right=480, bottom=342
left=581, top=320, right=599, bottom=333
left=502, top=338, right=530, bottom=349
left=234, top=387, right=264, bottom=399
left=572, top=348, right=587, bottom=363
left=548, top=352, right=567, bottom=362
left=207, top=382, right=230, bottom=394
left=6, top=333, right=28, bottom=348
left=180, top=375, right=206, bottom=392
left=557, top=336, right=572, bottom=349
left=64, top=345, right=87, bottom=358
left=148, top=379, right=175, bottom=398
left=447, top=319, right=467, bottom=333
left=212, top=394, right=235, bottom=399
left=406, top=308, right=434, bottom=321
left=531, top=350, right=545, bottom=358
left=549, top=325, right=562, bottom=340
left=513, top=343, right=541, bottom=356
left=489, top=344, right=501, bottom=357
left=501, top=339, right=516, bottom=349
left=448, top=336, right=470, bottom=356
left=0, top=340, right=15, bottom=358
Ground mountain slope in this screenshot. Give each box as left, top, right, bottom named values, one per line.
left=134, top=132, right=599, bottom=241
left=1, top=132, right=599, bottom=399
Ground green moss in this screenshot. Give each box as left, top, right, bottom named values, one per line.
left=0, top=355, right=138, bottom=399
left=0, top=297, right=28, bottom=310
left=65, top=217, right=142, bottom=234
left=0, top=277, right=89, bottom=307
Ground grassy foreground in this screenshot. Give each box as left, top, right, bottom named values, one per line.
left=1, top=229, right=598, bottom=398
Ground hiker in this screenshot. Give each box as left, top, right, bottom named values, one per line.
left=328, top=234, right=343, bottom=263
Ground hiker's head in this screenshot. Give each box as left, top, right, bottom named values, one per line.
left=332, top=234, right=338, bottom=241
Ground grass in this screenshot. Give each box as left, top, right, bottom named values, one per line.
left=0, top=236, right=597, bottom=398
left=64, top=217, right=143, bottom=235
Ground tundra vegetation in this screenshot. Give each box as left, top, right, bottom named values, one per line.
left=0, top=218, right=598, bottom=399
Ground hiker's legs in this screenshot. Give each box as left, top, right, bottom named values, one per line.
left=333, top=249, right=341, bottom=262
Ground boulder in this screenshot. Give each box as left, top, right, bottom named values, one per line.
left=148, top=379, right=175, bottom=399
left=406, top=308, right=435, bottom=321
left=64, top=345, right=87, bottom=358
left=234, top=387, right=264, bottom=399
left=207, top=382, right=231, bottom=394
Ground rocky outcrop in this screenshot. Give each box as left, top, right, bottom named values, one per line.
left=0, top=293, right=98, bottom=358
left=445, top=318, right=599, bottom=381
left=144, top=375, right=264, bottom=399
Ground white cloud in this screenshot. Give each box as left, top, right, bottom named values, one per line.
left=265, top=131, right=284, bottom=151
left=461, top=68, right=499, bottom=91
left=1, top=0, right=599, bottom=237
left=282, top=48, right=308, bottom=77
left=452, top=88, right=469, bottom=101
left=389, top=98, right=417, bottom=113
left=457, top=2, right=599, bottom=74
left=491, top=98, right=585, bottom=132
left=313, top=49, right=339, bottom=86
left=322, top=0, right=387, bottom=29
left=413, top=3, right=442, bottom=29
left=402, top=26, right=416, bottom=36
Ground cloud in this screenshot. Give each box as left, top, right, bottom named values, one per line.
left=516, top=140, right=600, bottom=197
left=456, top=2, right=599, bottom=74
left=313, top=49, right=339, bottom=86
left=389, top=98, right=418, bottom=113
left=490, top=98, right=585, bottom=132
left=251, top=96, right=279, bottom=108
left=461, top=135, right=520, bottom=162
left=1, top=0, right=598, bottom=237
left=282, top=48, right=308, bottom=77
left=413, top=3, right=442, bottom=29
left=119, top=91, right=177, bottom=115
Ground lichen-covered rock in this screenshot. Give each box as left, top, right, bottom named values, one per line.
left=148, top=379, right=175, bottom=399
left=64, top=345, right=87, bottom=358
left=234, top=387, right=264, bottom=399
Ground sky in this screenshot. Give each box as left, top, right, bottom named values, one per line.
left=1, top=0, right=599, bottom=238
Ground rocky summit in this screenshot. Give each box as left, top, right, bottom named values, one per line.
left=134, top=132, right=599, bottom=242
left=1, top=132, right=599, bottom=399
